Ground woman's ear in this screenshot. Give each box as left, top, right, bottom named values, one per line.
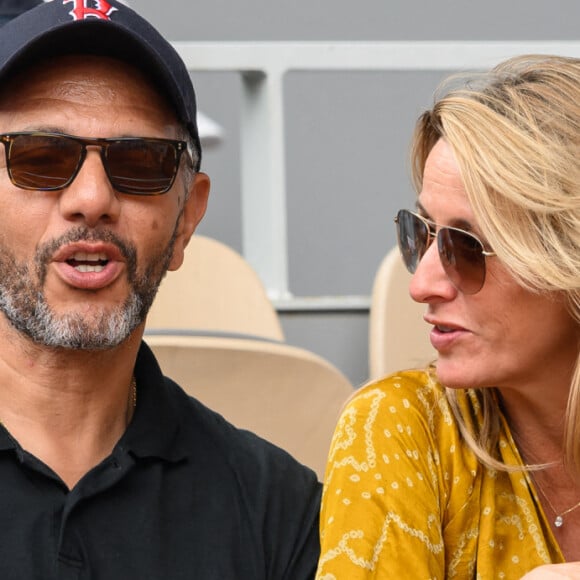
left=167, top=171, right=210, bottom=271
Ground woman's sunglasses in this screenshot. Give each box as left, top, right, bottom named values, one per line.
left=0, top=132, right=190, bottom=195
left=394, top=209, right=495, bottom=294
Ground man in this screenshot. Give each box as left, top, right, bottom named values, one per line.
left=0, top=1, right=321, bottom=578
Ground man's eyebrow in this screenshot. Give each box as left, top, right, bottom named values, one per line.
left=8, top=128, right=158, bottom=139
left=15, top=126, right=64, bottom=133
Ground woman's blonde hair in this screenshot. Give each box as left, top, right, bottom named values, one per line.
left=411, top=55, right=580, bottom=476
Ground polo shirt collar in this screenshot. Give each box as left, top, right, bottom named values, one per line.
left=117, top=341, right=189, bottom=463
left=0, top=421, right=16, bottom=451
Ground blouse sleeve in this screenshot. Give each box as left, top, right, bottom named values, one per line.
left=316, top=372, right=450, bottom=579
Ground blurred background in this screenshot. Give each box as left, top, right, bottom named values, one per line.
left=26, top=0, right=580, bottom=385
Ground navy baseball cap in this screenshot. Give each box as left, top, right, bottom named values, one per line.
left=0, top=0, right=202, bottom=171
left=0, top=0, right=43, bottom=18
left=0, top=0, right=43, bottom=27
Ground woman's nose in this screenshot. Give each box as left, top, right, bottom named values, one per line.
left=409, top=239, right=457, bottom=304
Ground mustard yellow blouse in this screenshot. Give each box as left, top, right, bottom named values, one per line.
left=316, top=370, right=564, bottom=579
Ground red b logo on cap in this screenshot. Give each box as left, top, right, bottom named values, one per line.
left=64, top=0, right=118, bottom=21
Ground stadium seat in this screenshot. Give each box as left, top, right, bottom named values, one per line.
left=145, top=334, right=354, bottom=479
left=368, top=246, right=436, bottom=380
left=146, top=235, right=284, bottom=341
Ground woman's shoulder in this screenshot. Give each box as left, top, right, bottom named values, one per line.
left=347, top=368, right=447, bottom=415
left=335, top=369, right=465, bottom=457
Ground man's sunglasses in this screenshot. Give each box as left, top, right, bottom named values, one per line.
left=395, top=209, right=496, bottom=294
left=0, top=132, right=190, bottom=195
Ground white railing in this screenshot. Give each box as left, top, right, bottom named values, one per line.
left=174, top=41, right=580, bottom=310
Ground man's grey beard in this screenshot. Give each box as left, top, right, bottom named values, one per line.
left=1, top=291, right=145, bottom=350
left=0, top=226, right=177, bottom=350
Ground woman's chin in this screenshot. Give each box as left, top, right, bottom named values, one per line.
left=433, top=360, right=475, bottom=389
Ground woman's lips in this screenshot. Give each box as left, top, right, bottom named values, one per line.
left=426, top=318, right=468, bottom=352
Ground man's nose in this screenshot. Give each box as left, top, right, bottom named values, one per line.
left=57, top=148, right=121, bottom=227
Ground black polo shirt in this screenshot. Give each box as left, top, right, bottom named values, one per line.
left=0, top=342, right=322, bottom=579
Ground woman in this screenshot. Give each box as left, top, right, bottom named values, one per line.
left=316, top=55, right=580, bottom=579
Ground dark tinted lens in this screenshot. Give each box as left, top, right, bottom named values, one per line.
left=8, top=134, right=82, bottom=190
left=438, top=228, right=486, bottom=294
left=105, top=140, right=178, bottom=195
left=396, top=210, right=430, bottom=273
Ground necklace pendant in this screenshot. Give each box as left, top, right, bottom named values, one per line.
left=554, top=515, right=564, bottom=528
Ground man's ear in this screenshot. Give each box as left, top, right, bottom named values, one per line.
left=167, top=171, right=210, bottom=271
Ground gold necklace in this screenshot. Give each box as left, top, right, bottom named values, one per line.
left=130, top=377, right=137, bottom=409
left=533, top=475, right=580, bottom=528
left=0, top=378, right=138, bottom=428
left=125, top=376, right=137, bottom=425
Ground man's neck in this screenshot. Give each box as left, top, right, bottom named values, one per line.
left=0, top=320, right=143, bottom=489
